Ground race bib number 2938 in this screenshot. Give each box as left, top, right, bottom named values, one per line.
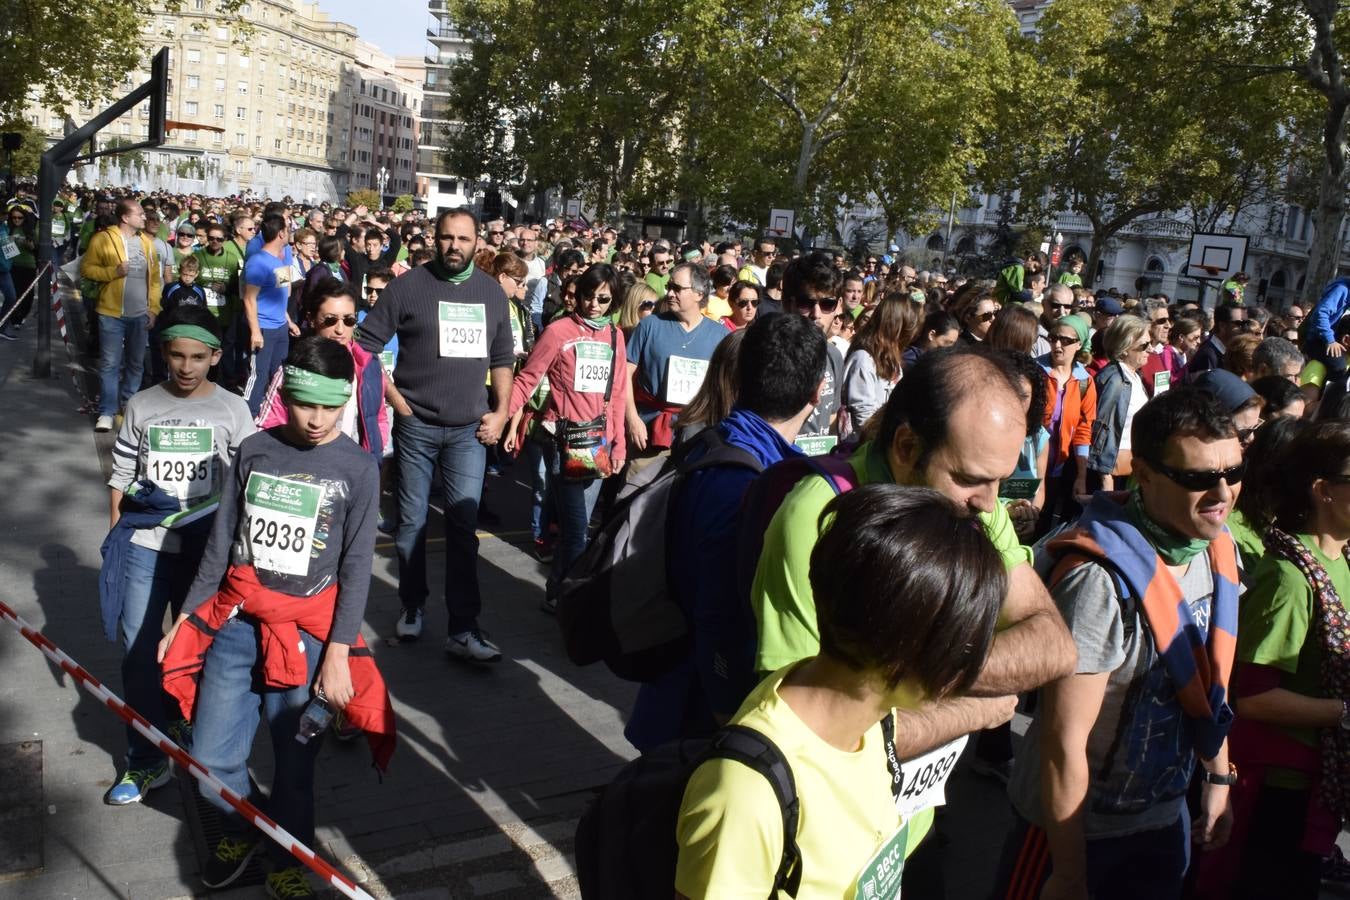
left=243, top=473, right=323, bottom=577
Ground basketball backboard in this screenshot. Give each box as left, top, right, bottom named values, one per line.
left=1185, top=232, right=1248, bottom=281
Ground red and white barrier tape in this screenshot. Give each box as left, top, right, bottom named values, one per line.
left=0, top=599, right=375, bottom=900
left=0, top=261, right=54, bottom=331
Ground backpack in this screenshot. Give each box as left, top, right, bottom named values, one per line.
left=574, top=713, right=901, bottom=900
left=735, top=451, right=861, bottom=609
left=556, top=428, right=763, bottom=682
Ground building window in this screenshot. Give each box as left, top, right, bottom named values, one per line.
left=214, top=78, right=225, bottom=92
left=237, top=81, right=248, bottom=94
left=234, top=159, right=244, bottom=173
left=216, top=27, right=227, bottom=41
left=235, top=132, right=245, bottom=146
left=214, top=104, right=224, bottom=118
left=187, top=49, right=201, bottom=63
left=275, top=138, right=282, bottom=149
left=236, top=106, right=246, bottom=119
left=186, top=75, right=199, bottom=90
left=213, top=131, right=223, bottom=144
left=216, top=51, right=227, bottom=66
left=239, top=55, right=249, bottom=69
left=185, top=101, right=198, bottom=115
left=193, top=0, right=204, bottom=8
left=256, top=136, right=262, bottom=148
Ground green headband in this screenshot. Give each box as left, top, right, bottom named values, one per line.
left=159, top=324, right=222, bottom=349
left=282, top=365, right=353, bottom=406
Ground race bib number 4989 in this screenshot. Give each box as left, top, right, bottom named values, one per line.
left=243, top=473, right=323, bottom=577
left=894, top=735, right=967, bottom=817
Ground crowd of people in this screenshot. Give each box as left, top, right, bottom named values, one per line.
left=4, top=182, right=1350, bottom=900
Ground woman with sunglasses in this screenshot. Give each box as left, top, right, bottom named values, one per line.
left=1193, top=421, right=1350, bottom=900
left=255, top=277, right=388, bottom=467
left=1089, top=314, right=1152, bottom=493
left=507, top=263, right=628, bottom=611
left=947, top=279, right=1001, bottom=344
left=1037, top=314, right=1098, bottom=534
left=722, top=281, right=761, bottom=331
left=1138, top=297, right=1185, bottom=397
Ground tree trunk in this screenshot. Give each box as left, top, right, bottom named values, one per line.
left=1303, top=99, right=1349, bottom=304
left=794, top=123, right=816, bottom=203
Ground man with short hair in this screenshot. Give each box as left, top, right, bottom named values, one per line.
left=1033, top=283, right=1077, bottom=357
left=1187, top=303, right=1249, bottom=379
left=1003, top=388, right=1241, bottom=899
left=1251, top=336, right=1304, bottom=383
left=781, top=251, right=844, bottom=438
left=626, top=313, right=828, bottom=751
left=624, top=262, right=728, bottom=461
left=240, top=214, right=295, bottom=415
left=644, top=246, right=674, bottom=296
left=737, top=237, right=775, bottom=286
left=356, top=209, right=515, bottom=662
left=840, top=274, right=865, bottom=314
left=516, top=226, right=547, bottom=333
left=82, top=199, right=161, bottom=432
left=750, top=344, right=1077, bottom=862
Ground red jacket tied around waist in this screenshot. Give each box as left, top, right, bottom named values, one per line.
left=162, top=564, right=396, bottom=773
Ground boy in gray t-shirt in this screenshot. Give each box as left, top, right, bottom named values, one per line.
left=102, top=307, right=253, bottom=807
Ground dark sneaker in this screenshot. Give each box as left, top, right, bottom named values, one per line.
left=166, top=718, right=193, bottom=750
left=265, top=866, right=315, bottom=898
left=532, top=538, right=553, bottom=563
left=103, top=762, right=171, bottom=805
left=447, top=629, right=502, bottom=663
left=201, top=836, right=259, bottom=888
left=395, top=607, right=424, bottom=641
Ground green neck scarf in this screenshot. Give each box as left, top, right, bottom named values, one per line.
left=429, top=255, right=475, bottom=284
left=581, top=315, right=610, bottom=330
left=325, top=261, right=342, bottom=277
left=1125, top=489, right=1210, bottom=566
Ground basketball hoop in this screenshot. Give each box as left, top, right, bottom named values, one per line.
left=1194, top=264, right=1222, bottom=277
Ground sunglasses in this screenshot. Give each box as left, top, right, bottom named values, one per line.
left=365, top=286, right=384, bottom=297
left=735, top=298, right=760, bottom=309
left=488, top=231, right=503, bottom=236
left=317, top=314, right=358, bottom=328
left=1146, top=457, right=1246, bottom=492
left=638, top=300, right=657, bottom=311
left=1130, top=342, right=1151, bottom=353
left=1049, top=302, right=1074, bottom=313
left=1152, top=316, right=1171, bottom=325
left=1237, top=420, right=1265, bottom=443
left=802, top=296, right=840, bottom=313
left=207, top=236, right=225, bottom=242
left=1047, top=333, right=1080, bottom=346
left=973, top=310, right=999, bottom=323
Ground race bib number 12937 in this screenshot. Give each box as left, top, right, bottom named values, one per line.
left=438, top=302, right=488, bottom=358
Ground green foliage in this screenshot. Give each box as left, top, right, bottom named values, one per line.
left=346, top=188, right=382, bottom=210
left=0, top=119, right=47, bottom=181
left=390, top=194, right=415, bottom=213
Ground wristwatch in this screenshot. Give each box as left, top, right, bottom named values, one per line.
left=1203, top=762, right=1238, bottom=786
left=1340, top=699, right=1350, bottom=732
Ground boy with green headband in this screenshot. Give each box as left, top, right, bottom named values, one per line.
left=101, top=305, right=254, bottom=806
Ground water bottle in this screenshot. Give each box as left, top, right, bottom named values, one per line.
left=296, top=693, right=333, bottom=744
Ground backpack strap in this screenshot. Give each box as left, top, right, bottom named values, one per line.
left=1049, top=552, right=1137, bottom=641
left=708, top=725, right=803, bottom=899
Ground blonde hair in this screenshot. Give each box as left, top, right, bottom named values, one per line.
left=617, top=281, right=659, bottom=334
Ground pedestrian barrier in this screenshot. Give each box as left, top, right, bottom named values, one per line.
left=0, top=261, right=53, bottom=332
left=0, top=598, right=376, bottom=900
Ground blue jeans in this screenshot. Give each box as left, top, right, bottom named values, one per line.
left=523, top=434, right=553, bottom=542
left=244, top=325, right=290, bottom=417
left=192, top=616, right=323, bottom=865
left=98, top=313, right=149, bottom=416
left=0, top=269, right=16, bottom=323
left=394, top=413, right=486, bottom=633
left=541, top=438, right=602, bottom=595
left=120, top=542, right=194, bottom=769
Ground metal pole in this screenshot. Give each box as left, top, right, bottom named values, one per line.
left=942, top=191, right=957, bottom=270
left=34, top=154, right=63, bottom=379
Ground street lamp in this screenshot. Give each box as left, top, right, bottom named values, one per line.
left=377, top=165, right=389, bottom=205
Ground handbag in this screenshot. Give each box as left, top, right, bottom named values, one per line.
left=557, top=324, right=617, bottom=481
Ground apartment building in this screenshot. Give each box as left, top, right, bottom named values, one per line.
left=345, top=41, right=423, bottom=204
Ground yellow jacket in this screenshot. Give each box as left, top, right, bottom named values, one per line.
left=80, top=226, right=161, bottom=318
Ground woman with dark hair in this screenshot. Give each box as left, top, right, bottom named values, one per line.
left=723, top=280, right=761, bottom=331
left=484, top=250, right=533, bottom=359
left=676, top=485, right=1007, bottom=899
left=1226, top=417, right=1308, bottom=576
left=507, top=263, right=629, bottom=611
left=987, top=304, right=1040, bottom=354
left=840, top=294, right=919, bottom=440
left=947, top=279, right=1001, bottom=344
left=902, top=309, right=960, bottom=368
left=1207, top=422, right=1350, bottom=900
left=1252, top=375, right=1307, bottom=420
left=706, top=264, right=738, bottom=321
left=255, top=277, right=388, bottom=466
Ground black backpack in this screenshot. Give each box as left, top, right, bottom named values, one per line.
left=556, top=428, right=762, bottom=682
left=575, top=714, right=901, bottom=899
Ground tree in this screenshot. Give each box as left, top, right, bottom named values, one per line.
left=0, top=0, right=246, bottom=121
left=982, top=0, right=1296, bottom=286
left=0, top=118, right=47, bottom=183
left=390, top=194, right=415, bottom=214
left=1170, top=0, right=1350, bottom=303
left=346, top=188, right=381, bottom=210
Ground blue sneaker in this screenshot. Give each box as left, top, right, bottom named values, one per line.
left=104, top=761, right=171, bottom=805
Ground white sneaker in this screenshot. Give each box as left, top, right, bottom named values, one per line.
left=446, top=630, right=502, bottom=663
left=94, top=415, right=114, bottom=433
left=395, top=607, right=424, bottom=641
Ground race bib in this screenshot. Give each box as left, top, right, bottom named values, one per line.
left=243, top=473, right=323, bottom=577
left=380, top=349, right=396, bottom=373
left=999, top=477, right=1040, bottom=501
left=855, top=824, right=908, bottom=900
left=2, top=238, right=19, bottom=260
left=1153, top=370, right=1171, bottom=395
left=438, top=302, right=488, bottom=358
left=894, top=736, right=967, bottom=817
left=145, top=425, right=214, bottom=501
left=51, top=218, right=67, bottom=238
left=665, top=355, right=709, bottom=405
left=204, top=287, right=225, bottom=308
left=572, top=341, right=613, bottom=394
left=510, top=313, right=524, bottom=355
left=794, top=434, right=838, bottom=456
left=274, top=264, right=298, bottom=287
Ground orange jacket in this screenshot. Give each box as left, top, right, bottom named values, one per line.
left=1041, top=362, right=1097, bottom=468
left=162, top=565, right=396, bottom=772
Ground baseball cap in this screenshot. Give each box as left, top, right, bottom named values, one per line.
left=1192, top=369, right=1258, bottom=414
left=1096, top=297, right=1123, bottom=316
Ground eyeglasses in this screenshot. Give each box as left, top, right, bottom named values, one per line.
left=653, top=259, right=672, bottom=267
left=1130, top=341, right=1151, bottom=353
left=667, top=281, right=693, bottom=295
left=1049, top=302, right=1074, bottom=312
left=207, top=236, right=225, bottom=242
left=365, top=286, right=384, bottom=297
left=488, top=231, right=504, bottom=237
left=1152, top=316, right=1171, bottom=325
left=735, top=298, right=760, bottom=309
left=638, top=300, right=657, bottom=311
left=1145, top=457, right=1247, bottom=492
left=973, top=309, right=999, bottom=323
left=317, top=314, right=359, bottom=328
left=590, top=294, right=613, bottom=305
left=800, top=295, right=840, bottom=313
left=1047, top=333, right=1080, bottom=347
left=1237, top=420, right=1265, bottom=443
left=177, top=233, right=195, bottom=239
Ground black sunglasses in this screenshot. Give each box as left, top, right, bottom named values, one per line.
left=1047, top=333, right=1080, bottom=346
left=735, top=298, right=760, bottom=309
left=973, top=310, right=999, bottom=323
left=1145, top=458, right=1246, bottom=492
left=365, top=286, right=384, bottom=297
left=1049, top=302, right=1074, bottom=312
left=317, top=314, right=359, bottom=328
left=802, top=295, right=840, bottom=313
left=638, top=300, right=657, bottom=311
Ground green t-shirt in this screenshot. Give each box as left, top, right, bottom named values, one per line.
left=645, top=271, right=670, bottom=296
left=1225, top=509, right=1265, bottom=581
left=1238, top=534, right=1350, bottom=770
left=1056, top=272, right=1082, bottom=287
left=751, top=441, right=1034, bottom=675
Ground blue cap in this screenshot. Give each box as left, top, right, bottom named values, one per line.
left=1097, top=297, right=1123, bottom=316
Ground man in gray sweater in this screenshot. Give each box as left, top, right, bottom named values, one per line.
left=356, top=208, right=515, bottom=662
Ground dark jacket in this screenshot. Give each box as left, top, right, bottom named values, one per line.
left=1186, top=335, right=1224, bottom=380
left=1089, top=361, right=1132, bottom=475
